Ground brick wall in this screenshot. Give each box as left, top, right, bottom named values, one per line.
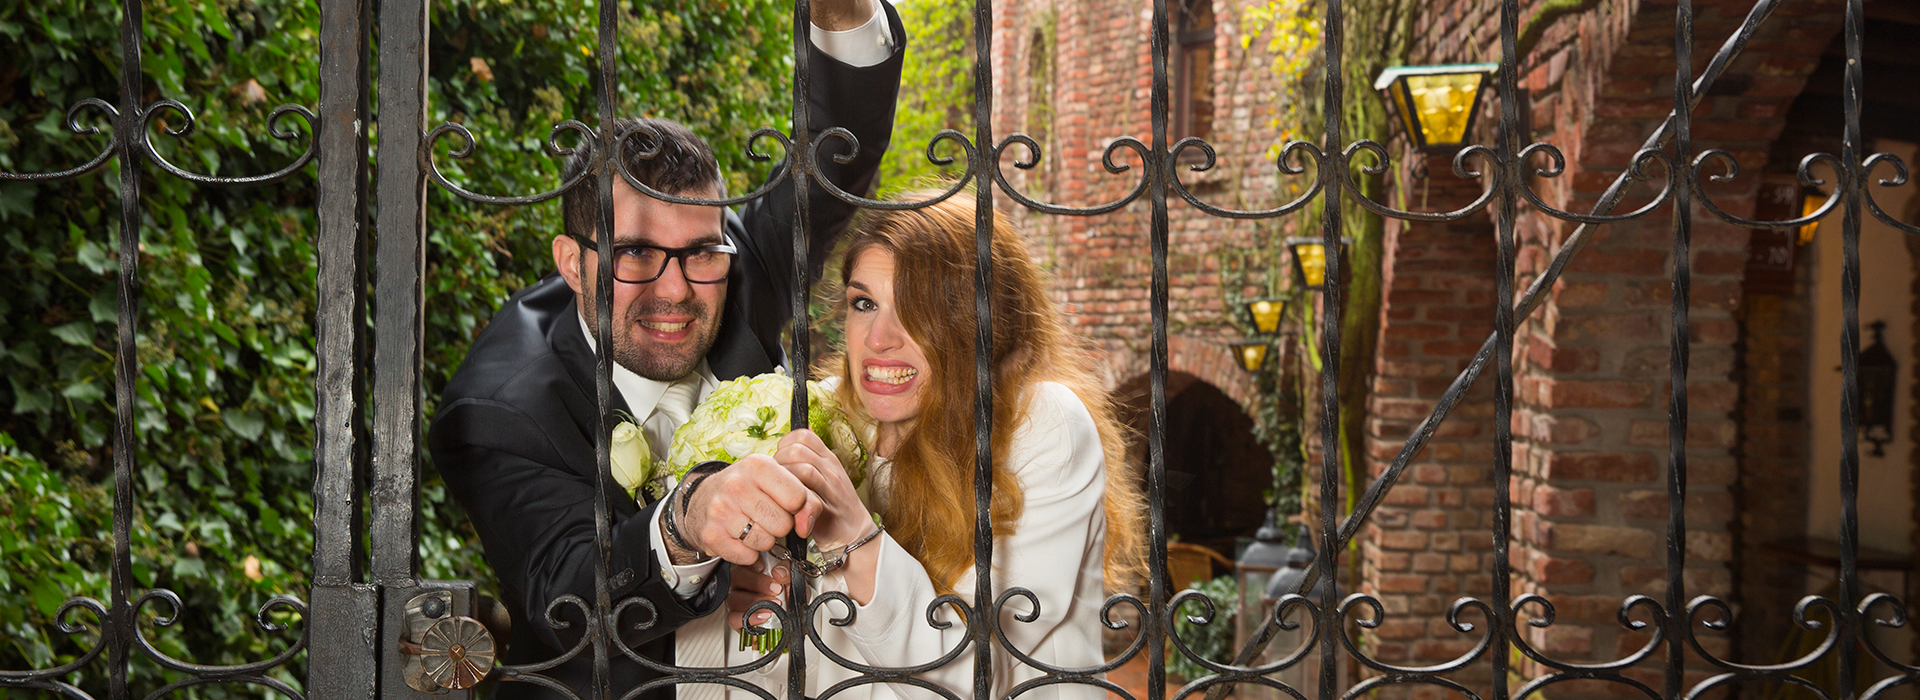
left=1358, top=153, right=1501, bottom=684
left=1498, top=0, right=1840, bottom=690
left=991, top=0, right=1296, bottom=395
left=983, top=0, right=1844, bottom=692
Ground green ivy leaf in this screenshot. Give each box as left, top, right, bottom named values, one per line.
left=27, top=577, right=65, bottom=618
left=60, top=381, right=104, bottom=403
left=89, top=286, right=117, bottom=324
left=9, top=378, right=51, bottom=414
left=223, top=409, right=265, bottom=441
left=49, top=322, right=94, bottom=347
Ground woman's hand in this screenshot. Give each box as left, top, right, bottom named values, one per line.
left=727, top=563, right=790, bottom=630
left=774, top=429, right=873, bottom=550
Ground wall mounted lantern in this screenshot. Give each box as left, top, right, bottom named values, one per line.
left=1231, top=341, right=1271, bottom=374
left=1858, top=320, right=1898, bottom=457
left=1285, top=237, right=1353, bottom=291
left=1797, top=189, right=1824, bottom=245
left=1374, top=63, right=1497, bottom=153
left=1246, top=298, right=1288, bottom=335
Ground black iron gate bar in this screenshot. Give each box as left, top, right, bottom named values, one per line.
left=5, top=0, right=1920, bottom=697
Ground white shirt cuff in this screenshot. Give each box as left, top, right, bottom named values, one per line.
left=811, top=0, right=894, bottom=68
left=652, top=499, right=721, bottom=597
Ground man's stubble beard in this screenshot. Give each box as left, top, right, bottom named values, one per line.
left=586, top=297, right=721, bottom=381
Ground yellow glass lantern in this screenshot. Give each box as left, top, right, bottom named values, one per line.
left=1797, top=190, right=1823, bottom=245
left=1245, top=299, right=1287, bottom=335
left=1285, top=237, right=1352, bottom=291
left=1374, top=64, right=1496, bottom=153
left=1231, top=341, right=1271, bottom=373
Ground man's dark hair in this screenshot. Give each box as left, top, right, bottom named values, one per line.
left=560, top=117, right=724, bottom=243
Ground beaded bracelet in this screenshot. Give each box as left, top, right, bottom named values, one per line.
left=660, top=477, right=705, bottom=560
left=664, top=461, right=729, bottom=560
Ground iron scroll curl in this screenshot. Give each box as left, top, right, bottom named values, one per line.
left=1681, top=594, right=1844, bottom=674
left=424, top=120, right=599, bottom=206
left=485, top=594, right=597, bottom=700
left=616, top=125, right=796, bottom=208
left=1514, top=143, right=1678, bottom=225
left=1333, top=594, right=1496, bottom=676
left=128, top=590, right=308, bottom=679
left=0, top=597, right=111, bottom=690
left=991, top=135, right=1155, bottom=216
left=1688, top=150, right=1848, bottom=229
left=810, top=128, right=976, bottom=210
left=0, top=99, right=120, bottom=182
left=1861, top=153, right=1920, bottom=235
left=1168, top=138, right=1325, bottom=219
left=1339, top=140, right=1501, bottom=223
left=140, top=100, right=318, bottom=187
left=1508, top=594, right=1667, bottom=673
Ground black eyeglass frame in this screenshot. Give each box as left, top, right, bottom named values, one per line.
left=570, top=234, right=739, bottom=285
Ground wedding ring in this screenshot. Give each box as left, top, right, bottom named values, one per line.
left=736, top=521, right=754, bottom=541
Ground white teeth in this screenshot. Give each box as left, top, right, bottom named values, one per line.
left=640, top=320, right=689, bottom=332
left=865, top=366, right=917, bottom=385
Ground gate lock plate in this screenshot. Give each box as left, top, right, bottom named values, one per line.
left=398, top=590, right=496, bottom=693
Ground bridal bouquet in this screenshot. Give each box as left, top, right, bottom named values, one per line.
left=666, top=371, right=871, bottom=653
left=665, top=372, right=868, bottom=486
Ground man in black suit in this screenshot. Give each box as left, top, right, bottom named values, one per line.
left=427, top=2, right=903, bottom=697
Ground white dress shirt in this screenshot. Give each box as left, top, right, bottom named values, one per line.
left=577, top=315, right=723, bottom=595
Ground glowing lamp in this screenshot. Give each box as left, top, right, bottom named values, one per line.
left=1285, top=237, right=1352, bottom=291
left=1231, top=341, right=1271, bottom=373
left=1797, top=190, right=1823, bottom=245
left=1245, top=299, right=1287, bottom=335
left=1374, top=63, right=1496, bottom=153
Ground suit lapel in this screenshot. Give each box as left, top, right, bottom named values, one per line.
left=548, top=296, right=644, bottom=517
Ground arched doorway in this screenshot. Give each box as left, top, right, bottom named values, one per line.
left=1115, top=372, right=1274, bottom=560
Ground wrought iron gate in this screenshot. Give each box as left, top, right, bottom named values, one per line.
left=4, top=0, right=1918, bottom=699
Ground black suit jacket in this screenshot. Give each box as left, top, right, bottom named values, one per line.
left=428, top=13, right=903, bottom=700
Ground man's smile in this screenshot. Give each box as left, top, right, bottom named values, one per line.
left=639, top=319, right=692, bottom=333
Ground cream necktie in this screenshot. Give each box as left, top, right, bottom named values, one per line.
left=645, top=375, right=701, bottom=462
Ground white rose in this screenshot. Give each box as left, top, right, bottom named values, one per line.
left=609, top=421, right=652, bottom=500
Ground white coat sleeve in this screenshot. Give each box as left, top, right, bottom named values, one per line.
left=822, top=382, right=1108, bottom=699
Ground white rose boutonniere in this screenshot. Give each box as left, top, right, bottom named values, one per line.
left=608, top=420, right=655, bottom=501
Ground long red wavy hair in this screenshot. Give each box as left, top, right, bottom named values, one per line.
left=828, top=191, right=1147, bottom=595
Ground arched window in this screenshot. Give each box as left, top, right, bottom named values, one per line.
left=1174, top=0, right=1215, bottom=144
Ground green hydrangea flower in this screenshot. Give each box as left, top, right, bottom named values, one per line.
left=667, top=373, right=869, bottom=486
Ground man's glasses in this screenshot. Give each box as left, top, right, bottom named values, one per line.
left=572, top=235, right=737, bottom=284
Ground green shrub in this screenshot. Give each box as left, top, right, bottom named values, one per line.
left=0, top=0, right=790, bottom=695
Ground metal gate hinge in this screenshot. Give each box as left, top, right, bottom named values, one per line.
left=397, top=590, right=496, bottom=693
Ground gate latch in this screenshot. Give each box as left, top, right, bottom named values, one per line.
left=397, top=590, right=497, bottom=693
